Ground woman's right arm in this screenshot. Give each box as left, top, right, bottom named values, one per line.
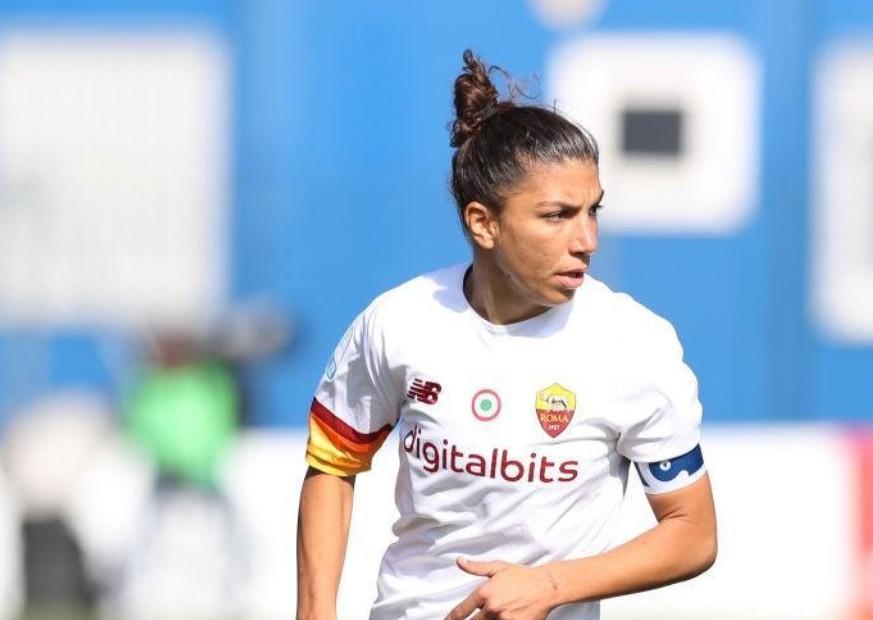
left=296, top=466, right=356, bottom=620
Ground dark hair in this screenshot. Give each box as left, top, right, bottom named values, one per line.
left=450, top=50, right=599, bottom=235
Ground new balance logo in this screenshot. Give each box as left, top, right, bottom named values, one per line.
left=407, top=378, right=442, bottom=405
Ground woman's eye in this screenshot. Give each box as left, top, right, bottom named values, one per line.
left=589, top=204, right=604, bottom=217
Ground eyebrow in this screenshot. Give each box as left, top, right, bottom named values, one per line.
left=534, top=190, right=605, bottom=210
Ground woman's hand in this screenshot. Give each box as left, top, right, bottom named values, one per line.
left=444, top=557, right=558, bottom=620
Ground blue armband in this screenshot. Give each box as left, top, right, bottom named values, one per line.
left=634, top=444, right=706, bottom=494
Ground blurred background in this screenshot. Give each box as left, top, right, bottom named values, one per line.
left=0, top=0, right=871, bottom=618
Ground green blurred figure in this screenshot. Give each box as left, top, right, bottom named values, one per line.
left=125, top=358, right=236, bottom=489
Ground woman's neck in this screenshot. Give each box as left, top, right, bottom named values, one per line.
left=464, top=257, right=549, bottom=325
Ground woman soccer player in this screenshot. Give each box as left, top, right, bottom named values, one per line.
left=297, top=50, right=717, bottom=620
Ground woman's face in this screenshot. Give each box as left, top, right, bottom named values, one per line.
left=469, top=158, right=602, bottom=318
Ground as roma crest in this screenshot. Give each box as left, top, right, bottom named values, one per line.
left=535, top=383, right=576, bottom=438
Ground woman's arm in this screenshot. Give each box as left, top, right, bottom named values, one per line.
left=445, top=473, right=717, bottom=619
left=296, top=466, right=356, bottom=620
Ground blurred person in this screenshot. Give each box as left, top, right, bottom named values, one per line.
left=297, top=50, right=716, bottom=620
left=124, top=330, right=238, bottom=490
left=1, top=393, right=111, bottom=620
left=124, top=304, right=292, bottom=492
left=114, top=330, right=241, bottom=619
left=112, top=312, right=291, bottom=620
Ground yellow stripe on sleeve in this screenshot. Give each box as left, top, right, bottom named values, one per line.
left=305, top=415, right=374, bottom=476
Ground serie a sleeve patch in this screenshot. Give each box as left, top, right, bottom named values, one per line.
left=634, top=444, right=706, bottom=494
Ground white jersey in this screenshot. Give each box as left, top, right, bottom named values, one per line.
left=306, top=264, right=706, bottom=620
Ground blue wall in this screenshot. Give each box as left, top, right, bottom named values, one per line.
left=0, top=0, right=871, bottom=426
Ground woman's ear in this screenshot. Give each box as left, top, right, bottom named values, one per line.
left=464, top=201, right=498, bottom=250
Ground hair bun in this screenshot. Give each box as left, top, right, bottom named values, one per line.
left=450, top=50, right=507, bottom=148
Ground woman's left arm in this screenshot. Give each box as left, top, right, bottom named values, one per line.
left=445, top=473, right=717, bottom=619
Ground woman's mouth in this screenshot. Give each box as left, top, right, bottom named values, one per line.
left=555, top=270, right=585, bottom=290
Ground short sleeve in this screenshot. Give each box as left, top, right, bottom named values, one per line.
left=615, top=316, right=705, bottom=493
left=305, top=303, right=399, bottom=476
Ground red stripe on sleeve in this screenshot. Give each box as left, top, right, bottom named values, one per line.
left=310, top=398, right=392, bottom=444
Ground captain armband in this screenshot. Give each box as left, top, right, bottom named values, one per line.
left=634, top=444, right=706, bottom=494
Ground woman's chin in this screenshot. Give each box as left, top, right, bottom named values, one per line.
left=542, top=286, right=577, bottom=306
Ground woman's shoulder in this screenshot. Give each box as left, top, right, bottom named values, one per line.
left=360, top=263, right=467, bottom=327
left=581, top=275, right=680, bottom=350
